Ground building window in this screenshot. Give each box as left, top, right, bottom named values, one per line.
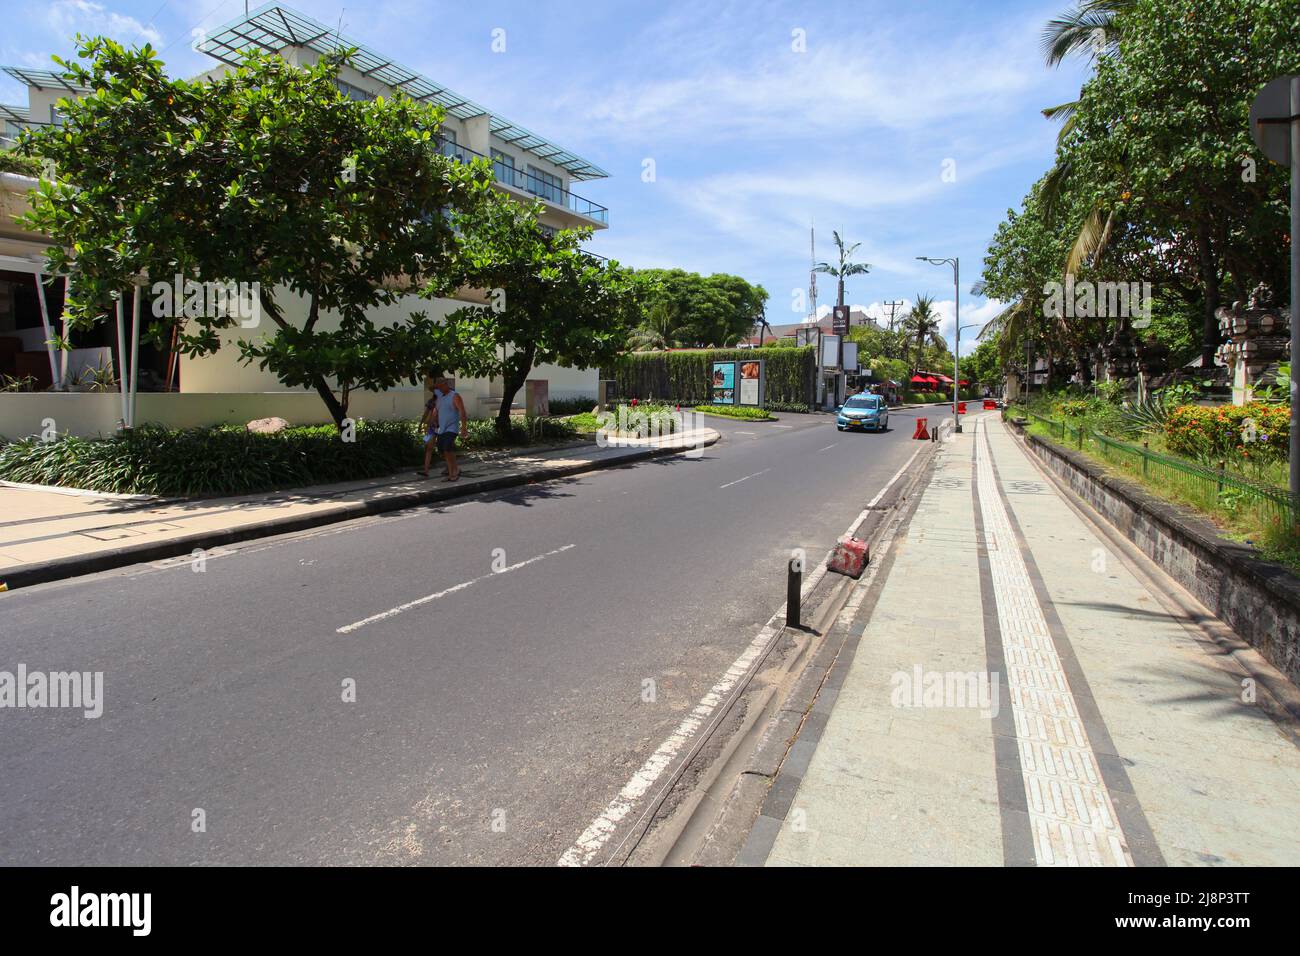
left=440, top=129, right=462, bottom=161
left=491, top=148, right=515, bottom=186
left=526, top=165, right=563, bottom=204
left=334, top=79, right=373, bottom=101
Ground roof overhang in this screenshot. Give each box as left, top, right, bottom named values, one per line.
left=197, top=3, right=609, bottom=181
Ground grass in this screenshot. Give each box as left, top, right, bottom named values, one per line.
left=1022, top=414, right=1300, bottom=572
left=564, top=403, right=682, bottom=436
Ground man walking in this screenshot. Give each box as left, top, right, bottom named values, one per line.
left=421, top=377, right=469, bottom=481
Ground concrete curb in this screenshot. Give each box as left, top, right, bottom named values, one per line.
left=0, top=430, right=720, bottom=591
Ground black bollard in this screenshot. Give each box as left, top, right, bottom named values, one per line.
left=786, top=557, right=801, bottom=628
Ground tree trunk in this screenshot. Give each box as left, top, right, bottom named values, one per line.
left=1196, top=217, right=1221, bottom=371
left=494, top=345, right=537, bottom=437
left=311, top=375, right=348, bottom=429
left=1073, top=344, right=1093, bottom=386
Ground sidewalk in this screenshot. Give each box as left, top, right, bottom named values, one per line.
left=746, top=413, right=1300, bottom=866
left=0, top=426, right=717, bottom=589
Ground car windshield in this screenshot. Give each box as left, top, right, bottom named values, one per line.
left=844, top=396, right=878, bottom=408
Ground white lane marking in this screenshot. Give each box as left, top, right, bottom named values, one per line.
left=336, top=544, right=576, bottom=634
left=558, top=444, right=925, bottom=867
left=817, top=443, right=839, bottom=452
left=771, top=424, right=793, bottom=429
left=973, top=422, right=1131, bottom=867
left=718, top=468, right=770, bottom=490
left=735, top=431, right=757, bottom=436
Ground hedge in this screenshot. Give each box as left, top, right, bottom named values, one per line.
left=1164, top=402, right=1289, bottom=465
left=608, top=348, right=816, bottom=407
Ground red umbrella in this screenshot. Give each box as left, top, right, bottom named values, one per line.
left=958, top=379, right=969, bottom=386
left=909, top=374, right=930, bottom=384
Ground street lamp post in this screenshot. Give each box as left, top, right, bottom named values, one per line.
left=917, top=256, right=963, bottom=431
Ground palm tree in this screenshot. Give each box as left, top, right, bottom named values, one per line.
left=813, top=230, right=871, bottom=308
left=903, top=295, right=945, bottom=372
left=1038, top=0, right=1133, bottom=269
left=629, top=300, right=685, bottom=351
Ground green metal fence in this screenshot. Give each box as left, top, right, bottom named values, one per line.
left=1022, top=410, right=1297, bottom=529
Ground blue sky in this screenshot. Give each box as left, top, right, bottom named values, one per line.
left=1, top=0, right=1091, bottom=354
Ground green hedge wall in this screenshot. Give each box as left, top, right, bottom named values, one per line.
left=609, top=348, right=816, bottom=406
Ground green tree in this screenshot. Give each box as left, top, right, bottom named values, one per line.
left=633, top=269, right=768, bottom=347
left=902, top=295, right=946, bottom=371
left=629, top=300, right=686, bottom=350
left=447, top=194, right=642, bottom=435
left=813, top=230, right=872, bottom=307
left=19, top=38, right=491, bottom=428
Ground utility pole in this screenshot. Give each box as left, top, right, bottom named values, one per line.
left=882, top=299, right=905, bottom=334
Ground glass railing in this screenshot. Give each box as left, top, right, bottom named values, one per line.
left=435, top=135, right=608, bottom=225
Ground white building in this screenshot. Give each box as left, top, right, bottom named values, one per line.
left=0, top=3, right=610, bottom=437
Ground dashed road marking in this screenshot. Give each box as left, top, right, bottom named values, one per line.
left=719, top=469, right=770, bottom=490
left=336, top=544, right=576, bottom=634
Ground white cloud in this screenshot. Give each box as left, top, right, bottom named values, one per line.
left=46, top=1, right=164, bottom=47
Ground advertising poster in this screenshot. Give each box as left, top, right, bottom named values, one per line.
left=739, top=360, right=762, bottom=406
left=711, top=361, right=736, bottom=404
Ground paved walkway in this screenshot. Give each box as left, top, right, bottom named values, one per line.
left=756, top=413, right=1300, bottom=866
left=0, top=427, right=716, bottom=588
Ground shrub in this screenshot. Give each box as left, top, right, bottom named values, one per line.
left=1164, top=403, right=1289, bottom=465
left=0, top=415, right=580, bottom=496
left=545, top=396, right=597, bottom=416
left=766, top=400, right=810, bottom=414
left=0, top=420, right=422, bottom=497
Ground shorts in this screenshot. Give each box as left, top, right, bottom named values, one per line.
left=435, top=432, right=458, bottom=453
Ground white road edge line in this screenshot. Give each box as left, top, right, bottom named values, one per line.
left=557, top=444, right=924, bottom=867
left=336, top=544, right=576, bottom=634
left=718, top=468, right=770, bottom=490
left=817, top=443, right=839, bottom=452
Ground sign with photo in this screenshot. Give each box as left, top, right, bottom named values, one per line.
left=738, top=359, right=763, bottom=406
left=711, top=360, right=737, bottom=404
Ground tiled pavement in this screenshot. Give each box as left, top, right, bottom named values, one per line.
left=759, top=414, right=1300, bottom=867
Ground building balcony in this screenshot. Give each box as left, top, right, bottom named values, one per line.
left=437, top=136, right=608, bottom=228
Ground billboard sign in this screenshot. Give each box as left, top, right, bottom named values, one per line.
left=842, top=342, right=859, bottom=372
left=821, top=334, right=841, bottom=369
left=711, top=360, right=737, bottom=404
left=738, top=359, right=763, bottom=406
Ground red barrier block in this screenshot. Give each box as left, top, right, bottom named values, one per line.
left=983, top=399, right=997, bottom=410
left=957, top=402, right=967, bottom=414
left=912, top=417, right=929, bottom=440
left=828, top=537, right=869, bottom=578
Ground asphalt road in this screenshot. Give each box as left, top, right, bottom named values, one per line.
left=0, top=405, right=947, bottom=865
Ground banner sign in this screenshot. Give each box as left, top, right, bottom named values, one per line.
left=832, top=305, right=850, bottom=336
